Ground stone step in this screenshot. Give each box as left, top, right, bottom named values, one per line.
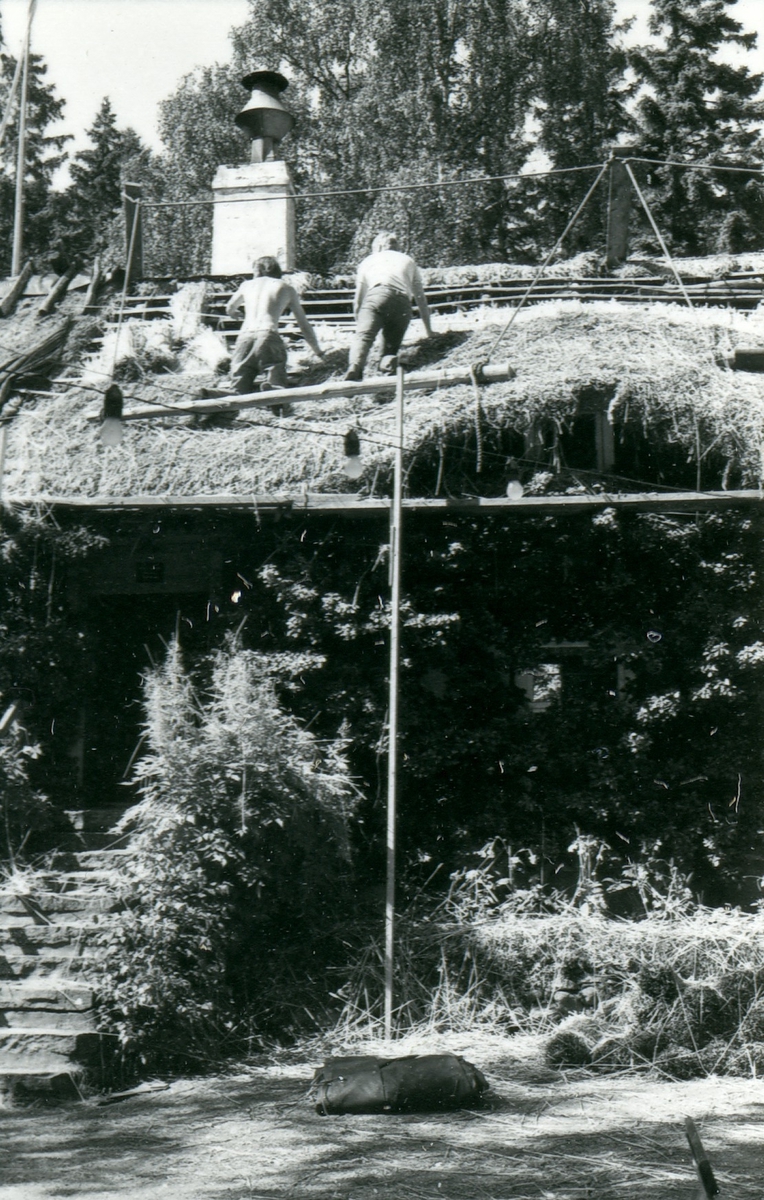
left=0, top=952, right=90, bottom=980
left=0, top=924, right=81, bottom=949
left=54, top=868, right=124, bottom=887
left=0, top=1070, right=83, bottom=1101
left=0, top=978, right=93, bottom=1010
left=47, top=847, right=128, bottom=868
left=0, top=892, right=116, bottom=919
left=0, top=1028, right=110, bottom=1072
left=71, top=848, right=132, bottom=869
left=62, top=806, right=130, bottom=833
left=0, top=1008, right=94, bottom=1033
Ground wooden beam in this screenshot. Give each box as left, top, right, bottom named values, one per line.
left=0, top=260, right=33, bottom=318
left=82, top=256, right=103, bottom=312
left=37, top=265, right=78, bottom=318
left=5, top=489, right=762, bottom=516
left=123, top=183, right=143, bottom=286
left=86, top=362, right=516, bottom=422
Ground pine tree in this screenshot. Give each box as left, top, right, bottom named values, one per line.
left=0, top=50, right=69, bottom=273
left=629, top=0, right=764, bottom=255
left=52, top=97, right=144, bottom=266
left=527, top=0, right=633, bottom=252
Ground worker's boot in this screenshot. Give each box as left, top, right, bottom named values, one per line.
left=379, top=355, right=398, bottom=375
left=344, top=365, right=362, bottom=382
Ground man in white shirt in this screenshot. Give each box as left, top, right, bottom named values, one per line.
left=345, top=233, right=433, bottom=381
left=226, top=256, right=324, bottom=393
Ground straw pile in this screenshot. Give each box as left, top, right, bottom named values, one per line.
left=473, top=908, right=764, bottom=1080
left=4, top=289, right=764, bottom=501
left=332, top=904, right=764, bottom=1080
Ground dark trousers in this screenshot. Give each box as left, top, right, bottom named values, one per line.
left=348, top=285, right=412, bottom=373
left=230, top=329, right=288, bottom=393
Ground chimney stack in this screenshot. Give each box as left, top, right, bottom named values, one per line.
left=210, top=69, right=297, bottom=275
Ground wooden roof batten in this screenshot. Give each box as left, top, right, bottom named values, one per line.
left=6, top=490, right=763, bottom=517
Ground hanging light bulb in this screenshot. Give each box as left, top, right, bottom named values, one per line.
left=343, top=429, right=364, bottom=480
left=100, top=383, right=124, bottom=446
left=505, top=458, right=524, bottom=500
left=506, top=479, right=524, bottom=500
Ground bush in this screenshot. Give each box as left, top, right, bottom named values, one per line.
left=89, top=637, right=359, bottom=1073
left=0, top=707, right=52, bottom=865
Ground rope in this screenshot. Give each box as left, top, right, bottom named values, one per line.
left=623, top=161, right=693, bottom=310
left=485, top=161, right=610, bottom=359
left=628, top=155, right=764, bottom=176
left=134, top=154, right=764, bottom=215
left=134, top=163, right=607, bottom=211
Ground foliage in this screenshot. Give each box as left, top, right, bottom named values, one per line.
left=0, top=512, right=106, bottom=824
left=90, top=637, right=359, bottom=1070
left=137, top=0, right=633, bottom=272
left=243, top=504, right=764, bottom=905
left=629, top=0, right=764, bottom=255
left=0, top=50, right=69, bottom=274
left=526, top=0, right=633, bottom=251
left=0, top=709, right=49, bottom=865
left=47, top=97, right=146, bottom=270
left=117, top=0, right=764, bottom=270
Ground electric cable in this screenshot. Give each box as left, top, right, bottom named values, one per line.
left=134, top=162, right=608, bottom=211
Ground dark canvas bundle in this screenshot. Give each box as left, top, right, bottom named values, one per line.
left=313, top=1053, right=489, bottom=1115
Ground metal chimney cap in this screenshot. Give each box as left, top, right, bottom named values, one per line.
left=240, top=70, right=290, bottom=96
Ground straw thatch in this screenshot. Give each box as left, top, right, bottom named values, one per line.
left=4, top=278, right=764, bottom=502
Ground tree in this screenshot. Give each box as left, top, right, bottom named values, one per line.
left=228, top=0, right=534, bottom=268
left=92, top=638, right=358, bottom=1067
left=0, top=512, right=105, bottom=830
left=0, top=710, right=50, bottom=866
left=145, top=0, right=630, bottom=271
left=0, top=51, right=69, bottom=273
left=49, top=97, right=145, bottom=268
left=629, top=0, right=764, bottom=254
left=526, top=0, right=633, bottom=252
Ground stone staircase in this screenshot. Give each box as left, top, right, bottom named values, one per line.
left=0, top=843, right=126, bottom=1102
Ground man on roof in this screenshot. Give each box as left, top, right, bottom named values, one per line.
left=226, top=256, right=325, bottom=393
left=345, top=232, right=433, bottom=382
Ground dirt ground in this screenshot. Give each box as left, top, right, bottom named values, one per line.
left=2, top=1033, right=763, bottom=1200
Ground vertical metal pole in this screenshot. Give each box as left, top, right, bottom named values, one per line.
left=11, top=10, right=31, bottom=277
left=384, top=365, right=405, bottom=1039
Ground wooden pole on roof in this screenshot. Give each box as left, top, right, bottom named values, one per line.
left=605, top=147, right=634, bottom=269
left=123, top=183, right=144, bottom=285
left=11, top=0, right=36, bottom=278
left=384, top=364, right=405, bottom=1038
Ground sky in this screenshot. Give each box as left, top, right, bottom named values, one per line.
left=1, top=0, right=763, bottom=174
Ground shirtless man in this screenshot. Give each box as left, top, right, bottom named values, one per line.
left=345, top=232, right=433, bottom=381
left=226, top=256, right=324, bottom=393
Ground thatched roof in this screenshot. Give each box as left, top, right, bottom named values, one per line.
left=3, top=262, right=764, bottom=505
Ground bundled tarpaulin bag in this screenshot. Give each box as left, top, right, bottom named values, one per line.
left=313, top=1053, right=489, bottom=1115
